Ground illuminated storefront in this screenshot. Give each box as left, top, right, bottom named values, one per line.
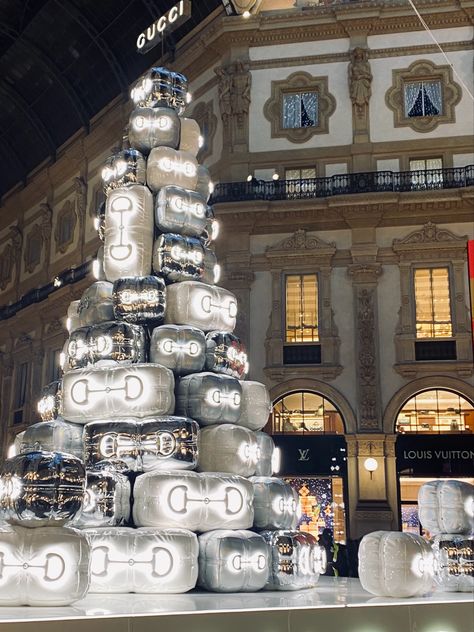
left=270, top=391, right=348, bottom=543
left=395, top=388, right=474, bottom=534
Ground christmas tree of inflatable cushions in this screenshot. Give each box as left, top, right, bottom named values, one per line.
left=0, top=67, right=326, bottom=605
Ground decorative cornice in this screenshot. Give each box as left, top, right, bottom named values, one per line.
left=264, top=364, right=343, bottom=382
left=266, top=229, right=336, bottom=255
left=394, top=361, right=474, bottom=379
left=393, top=221, right=467, bottom=247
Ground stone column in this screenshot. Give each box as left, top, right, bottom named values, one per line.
left=0, top=353, right=14, bottom=458
left=348, top=262, right=383, bottom=432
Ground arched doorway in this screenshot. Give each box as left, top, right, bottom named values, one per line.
left=390, top=385, right=474, bottom=535
left=270, top=389, right=349, bottom=544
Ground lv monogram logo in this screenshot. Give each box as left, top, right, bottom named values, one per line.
left=298, top=449, right=310, bottom=462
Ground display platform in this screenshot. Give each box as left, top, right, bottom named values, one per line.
left=0, top=577, right=472, bottom=632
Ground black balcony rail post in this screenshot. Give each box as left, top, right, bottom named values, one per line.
left=209, top=165, right=473, bottom=204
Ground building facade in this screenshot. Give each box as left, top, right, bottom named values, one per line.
left=0, top=0, right=473, bottom=540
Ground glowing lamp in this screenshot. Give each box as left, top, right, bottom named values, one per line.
left=73, top=465, right=131, bottom=528
left=176, top=372, right=242, bottom=425
left=205, top=331, right=248, bottom=379
left=363, top=457, right=378, bottom=480
left=150, top=324, right=206, bottom=375
left=179, top=117, right=201, bottom=156
left=101, top=149, right=146, bottom=195
left=432, top=534, right=474, bottom=592
left=113, top=275, right=166, bottom=324
left=147, top=147, right=198, bottom=193
left=260, top=530, right=325, bottom=591
left=165, top=281, right=237, bottom=333
left=62, top=363, right=175, bottom=424
left=21, top=418, right=84, bottom=460
left=133, top=470, right=254, bottom=532
left=86, top=526, right=198, bottom=594
left=358, top=531, right=435, bottom=597
left=83, top=417, right=199, bottom=473
left=0, top=525, right=90, bottom=606
left=197, top=425, right=259, bottom=477
left=0, top=452, right=85, bottom=528
left=250, top=477, right=300, bottom=530
left=155, top=185, right=213, bottom=239
left=418, top=480, right=474, bottom=535
left=77, top=281, right=115, bottom=327
left=103, top=185, right=154, bottom=282
left=237, top=381, right=272, bottom=431
left=128, top=106, right=180, bottom=154
left=130, top=67, right=188, bottom=114
left=198, top=530, right=269, bottom=592
left=153, top=232, right=218, bottom=284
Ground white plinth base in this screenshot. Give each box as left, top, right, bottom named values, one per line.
left=0, top=577, right=472, bottom=632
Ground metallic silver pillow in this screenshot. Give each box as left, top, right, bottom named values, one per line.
left=198, top=529, right=270, bottom=593
left=147, top=147, right=198, bottom=193
left=254, top=432, right=276, bottom=477
left=205, top=331, right=248, bottom=379
left=104, top=184, right=154, bottom=282
left=101, top=149, right=146, bottom=195
left=0, top=525, right=90, bottom=606
left=37, top=380, right=63, bottom=422
left=238, top=381, right=272, bottom=431
left=73, top=465, right=131, bottom=528
left=198, top=424, right=258, bottom=477
left=113, top=275, right=166, bottom=324
left=133, top=470, right=254, bottom=532
left=131, top=67, right=188, bottom=114
left=62, top=363, right=175, bottom=423
left=129, top=106, right=180, bottom=154
left=77, top=281, right=115, bottom=327
left=150, top=324, right=206, bottom=375
left=155, top=185, right=214, bottom=240
left=250, top=477, right=300, bottom=530
left=176, top=372, right=242, bottom=425
left=153, top=233, right=218, bottom=284
left=86, top=526, right=198, bottom=593
left=20, top=418, right=84, bottom=460
left=83, top=417, right=199, bottom=472
left=179, top=117, right=201, bottom=156
left=261, top=530, right=326, bottom=591
left=0, top=451, right=85, bottom=528
left=432, top=534, right=474, bottom=592
left=165, top=281, right=237, bottom=333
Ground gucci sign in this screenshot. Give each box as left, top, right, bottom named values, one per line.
left=136, top=0, right=192, bottom=53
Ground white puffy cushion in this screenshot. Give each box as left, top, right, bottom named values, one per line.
left=418, top=480, right=474, bottom=535
left=0, top=525, right=90, bottom=606
left=133, top=470, right=254, bottom=532
left=197, top=424, right=258, bottom=477
left=358, top=531, right=434, bottom=598
left=250, top=477, right=300, bottom=530
left=86, top=527, right=198, bottom=593
left=237, top=381, right=271, bottom=431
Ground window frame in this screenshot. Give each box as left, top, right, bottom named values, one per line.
left=403, top=78, right=443, bottom=118
left=412, top=264, right=454, bottom=340
left=281, top=90, right=319, bottom=130
left=284, top=272, right=320, bottom=344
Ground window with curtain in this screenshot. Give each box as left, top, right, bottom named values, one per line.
left=410, top=157, right=443, bottom=187
left=404, top=80, right=442, bottom=117
left=414, top=267, right=453, bottom=338
left=285, top=274, right=319, bottom=343
left=282, top=92, right=318, bottom=129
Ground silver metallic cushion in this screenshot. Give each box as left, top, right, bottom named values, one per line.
left=238, top=381, right=272, bottom=431
left=418, top=480, right=474, bottom=535
left=150, top=324, right=206, bottom=375
left=198, top=424, right=258, bottom=477
left=128, top=106, right=180, bottom=154
left=250, top=477, right=300, bottom=530
left=175, top=372, right=242, bottom=426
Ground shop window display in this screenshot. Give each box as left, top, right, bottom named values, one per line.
left=272, top=391, right=344, bottom=434
left=396, top=389, right=474, bottom=434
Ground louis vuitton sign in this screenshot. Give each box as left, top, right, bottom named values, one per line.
left=271, top=435, right=347, bottom=476
left=137, top=1, right=192, bottom=53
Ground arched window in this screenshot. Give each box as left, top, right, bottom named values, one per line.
left=272, top=391, right=345, bottom=434
left=396, top=389, right=474, bottom=434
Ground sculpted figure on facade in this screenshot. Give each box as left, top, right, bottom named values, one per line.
left=231, top=59, right=251, bottom=128
left=215, top=59, right=251, bottom=149
left=215, top=65, right=233, bottom=131
left=348, top=47, right=372, bottom=115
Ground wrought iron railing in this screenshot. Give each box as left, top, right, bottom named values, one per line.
left=210, top=165, right=474, bottom=204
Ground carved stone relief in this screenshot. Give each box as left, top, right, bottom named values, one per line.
left=215, top=59, right=251, bottom=151
left=348, top=47, right=372, bottom=141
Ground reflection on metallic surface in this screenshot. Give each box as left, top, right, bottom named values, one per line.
left=432, top=533, right=474, bottom=592
left=65, top=321, right=147, bottom=370
left=73, top=465, right=131, bottom=528
left=358, top=530, right=435, bottom=598
left=176, top=372, right=242, bottom=425
left=101, top=149, right=146, bottom=195
left=250, top=477, right=300, bottom=530
left=77, top=282, right=115, bottom=327
left=254, top=432, right=276, bottom=477
left=86, top=526, right=198, bottom=593
left=129, top=107, right=180, bottom=154
left=62, top=363, right=175, bottom=423
left=155, top=185, right=213, bottom=239
left=113, top=275, right=166, bottom=324
left=153, top=233, right=218, bottom=284
left=418, top=480, right=474, bottom=535
left=0, top=452, right=85, bottom=527
left=238, top=381, right=271, bottom=431
left=83, top=417, right=199, bottom=472
left=0, top=525, right=90, bottom=606
left=133, top=470, right=254, bottom=532
left=198, top=529, right=269, bottom=592
left=147, top=147, right=198, bottom=193
left=205, top=331, right=248, bottom=379
left=150, top=324, right=206, bottom=376
left=37, top=381, right=63, bottom=422
left=260, top=530, right=325, bottom=591
left=198, top=425, right=258, bottom=477
left=21, top=419, right=84, bottom=460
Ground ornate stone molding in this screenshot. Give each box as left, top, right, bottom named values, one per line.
left=348, top=263, right=383, bottom=284
left=263, top=71, right=336, bottom=143
left=393, top=221, right=467, bottom=262
left=386, top=60, right=461, bottom=133
left=54, top=199, right=77, bottom=255
left=0, top=226, right=22, bottom=291
left=266, top=229, right=336, bottom=266
left=215, top=59, right=251, bottom=152
left=23, top=224, right=43, bottom=274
